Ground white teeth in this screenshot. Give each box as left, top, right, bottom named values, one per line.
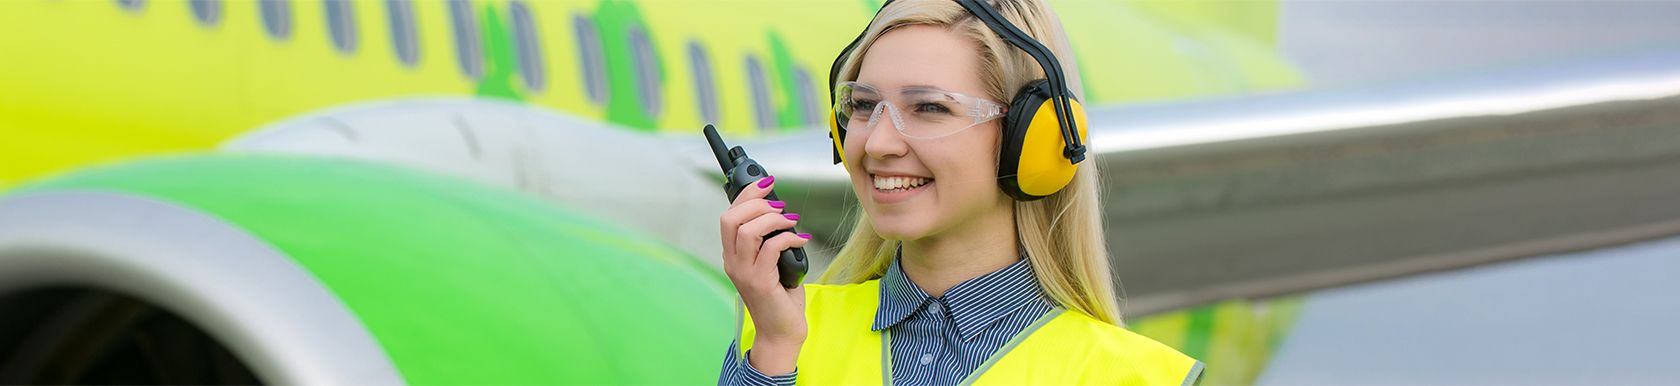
left=873, top=175, right=929, bottom=191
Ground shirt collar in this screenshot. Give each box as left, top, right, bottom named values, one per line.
left=872, top=244, right=1049, bottom=342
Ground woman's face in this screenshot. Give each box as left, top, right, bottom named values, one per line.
left=845, top=24, right=1010, bottom=240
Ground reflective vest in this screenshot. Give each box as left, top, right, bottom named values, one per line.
left=738, top=280, right=1203, bottom=385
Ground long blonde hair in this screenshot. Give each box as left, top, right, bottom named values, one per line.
left=816, top=0, right=1123, bottom=325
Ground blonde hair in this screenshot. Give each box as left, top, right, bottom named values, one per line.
left=816, top=0, right=1123, bottom=325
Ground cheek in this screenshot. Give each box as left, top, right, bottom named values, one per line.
left=842, top=131, right=868, bottom=169
left=949, top=127, right=1001, bottom=174
left=843, top=140, right=868, bottom=182
left=925, top=130, right=1001, bottom=193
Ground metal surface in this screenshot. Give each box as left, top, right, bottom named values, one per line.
left=221, top=49, right=1680, bottom=316
left=0, top=191, right=405, bottom=385
left=743, top=48, right=1680, bottom=315
left=6, top=154, right=739, bottom=384
left=1100, top=95, right=1680, bottom=314
left=224, top=98, right=730, bottom=266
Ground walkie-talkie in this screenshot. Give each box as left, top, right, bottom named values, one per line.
left=703, top=124, right=808, bottom=288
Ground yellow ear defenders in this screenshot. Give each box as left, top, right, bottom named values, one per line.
left=827, top=0, right=1088, bottom=201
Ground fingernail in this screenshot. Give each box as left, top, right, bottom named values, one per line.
left=798, top=233, right=813, bottom=239
left=757, top=176, right=775, bottom=189
left=768, top=200, right=786, bottom=209
left=784, top=213, right=800, bottom=221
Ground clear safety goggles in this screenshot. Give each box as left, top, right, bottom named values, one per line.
left=834, top=81, right=1006, bottom=139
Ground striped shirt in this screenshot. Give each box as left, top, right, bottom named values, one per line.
left=718, top=245, right=1054, bottom=385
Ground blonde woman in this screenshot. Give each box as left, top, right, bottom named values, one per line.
left=716, top=0, right=1201, bottom=384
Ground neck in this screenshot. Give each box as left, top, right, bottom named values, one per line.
left=899, top=203, right=1019, bottom=298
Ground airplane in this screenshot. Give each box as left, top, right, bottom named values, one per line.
left=3, top=0, right=1676, bottom=384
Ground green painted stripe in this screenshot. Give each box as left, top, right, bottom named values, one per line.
left=12, top=154, right=736, bottom=384
left=1181, top=305, right=1216, bottom=361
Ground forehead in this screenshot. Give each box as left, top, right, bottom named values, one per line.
left=855, top=24, right=987, bottom=97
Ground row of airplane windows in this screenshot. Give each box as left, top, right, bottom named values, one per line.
left=110, top=0, right=828, bottom=130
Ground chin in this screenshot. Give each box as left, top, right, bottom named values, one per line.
left=867, top=213, right=931, bottom=241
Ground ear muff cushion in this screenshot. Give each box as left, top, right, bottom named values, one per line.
left=998, top=80, right=1086, bottom=200
left=829, top=110, right=848, bottom=168
left=1017, top=98, right=1086, bottom=197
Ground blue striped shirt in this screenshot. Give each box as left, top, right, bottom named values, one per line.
left=718, top=245, right=1053, bottom=385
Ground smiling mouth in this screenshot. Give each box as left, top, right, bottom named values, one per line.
left=872, top=175, right=932, bottom=192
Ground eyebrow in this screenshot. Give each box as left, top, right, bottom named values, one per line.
left=899, top=85, right=962, bottom=95
left=851, top=82, right=964, bottom=96
left=854, top=82, right=953, bottom=91
left=899, top=87, right=965, bottom=102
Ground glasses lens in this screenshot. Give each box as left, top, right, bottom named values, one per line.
left=898, top=89, right=977, bottom=138
left=837, top=82, right=1002, bottom=139
left=838, top=83, right=880, bottom=126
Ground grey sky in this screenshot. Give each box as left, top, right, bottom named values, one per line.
left=1280, top=0, right=1680, bottom=87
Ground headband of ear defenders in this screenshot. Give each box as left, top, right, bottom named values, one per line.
left=952, top=0, right=1086, bottom=163
left=826, top=0, right=1087, bottom=164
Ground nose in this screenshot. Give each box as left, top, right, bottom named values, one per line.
left=862, top=102, right=910, bottom=160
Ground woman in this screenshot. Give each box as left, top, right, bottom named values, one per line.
left=716, top=0, right=1201, bottom=384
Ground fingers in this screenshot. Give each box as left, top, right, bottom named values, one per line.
left=720, top=176, right=780, bottom=257
left=720, top=199, right=787, bottom=267
left=753, top=231, right=812, bottom=273
left=734, top=211, right=799, bottom=266
left=731, top=176, right=777, bottom=206
left=736, top=231, right=811, bottom=295
left=722, top=175, right=807, bottom=295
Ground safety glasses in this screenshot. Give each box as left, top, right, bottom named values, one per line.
left=834, top=81, right=1006, bottom=139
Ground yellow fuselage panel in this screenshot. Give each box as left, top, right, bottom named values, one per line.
left=2, top=0, right=472, bottom=188
left=0, top=0, right=1297, bottom=191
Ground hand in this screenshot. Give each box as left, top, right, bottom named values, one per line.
left=719, top=175, right=809, bottom=374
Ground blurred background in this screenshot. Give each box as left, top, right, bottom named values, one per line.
left=1, top=0, right=1677, bottom=384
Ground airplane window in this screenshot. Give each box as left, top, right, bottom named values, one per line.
left=510, top=1, right=546, bottom=92
left=189, top=0, right=220, bottom=27
left=688, top=41, right=719, bottom=124
left=573, top=13, right=606, bottom=104
left=259, top=0, right=290, bottom=41
left=448, top=0, right=483, bottom=80
left=116, top=0, right=144, bottom=12
left=386, top=0, right=418, bottom=66
left=794, top=67, right=822, bottom=127
left=745, top=54, right=774, bottom=130
left=628, top=25, right=661, bottom=118
left=324, top=0, right=357, bottom=54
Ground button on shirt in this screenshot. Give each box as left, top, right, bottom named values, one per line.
left=718, top=246, right=1055, bottom=385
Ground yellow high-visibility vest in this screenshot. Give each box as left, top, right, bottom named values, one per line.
left=738, top=280, right=1204, bottom=385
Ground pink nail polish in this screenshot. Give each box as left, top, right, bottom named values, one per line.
left=798, top=233, right=813, bottom=239
left=784, top=213, right=800, bottom=221
left=768, top=200, right=786, bottom=209
left=757, top=176, right=775, bottom=189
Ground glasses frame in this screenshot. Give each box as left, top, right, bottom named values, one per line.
left=834, top=81, right=1007, bottom=140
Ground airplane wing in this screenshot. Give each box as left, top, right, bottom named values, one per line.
left=740, top=47, right=1680, bottom=315
left=215, top=48, right=1680, bottom=317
